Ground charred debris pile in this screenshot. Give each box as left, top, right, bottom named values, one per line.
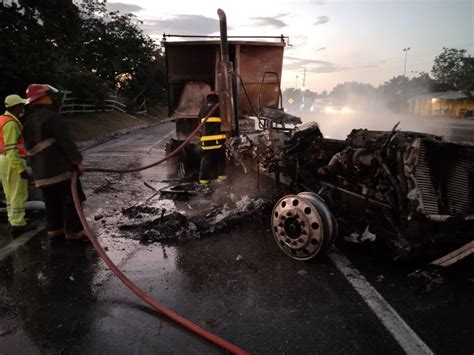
left=118, top=195, right=273, bottom=245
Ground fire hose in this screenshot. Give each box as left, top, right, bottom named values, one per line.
left=70, top=104, right=250, bottom=354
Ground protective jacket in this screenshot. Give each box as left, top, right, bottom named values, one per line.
left=0, top=111, right=28, bottom=226
left=0, top=112, right=27, bottom=172
left=198, top=101, right=227, bottom=184
left=200, top=116, right=226, bottom=150
left=22, top=104, right=82, bottom=187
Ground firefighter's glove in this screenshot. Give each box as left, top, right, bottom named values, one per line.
left=20, top=170, right=28, bottom=179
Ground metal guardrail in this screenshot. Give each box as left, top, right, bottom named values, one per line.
left=136, top=98, right=147, bottom=116
left=59, top=91, right=127, bottom=115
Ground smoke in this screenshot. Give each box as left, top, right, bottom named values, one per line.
left=290, top=108, right=474, bottom=143
left=292, top=107, right=473, bottom=144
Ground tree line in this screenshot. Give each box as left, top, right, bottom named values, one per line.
left=0, top=0, right=166, bottom=112
left=283, top=48, right=474, bottom=113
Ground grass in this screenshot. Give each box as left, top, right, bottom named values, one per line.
left=64, top=110, right=165, bottom=142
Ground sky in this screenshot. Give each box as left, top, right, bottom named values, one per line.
left=106, top=0, right=474, bottom=93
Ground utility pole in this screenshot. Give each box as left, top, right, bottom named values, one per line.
left=296, top=75, right=299, bottom=89
left=302, top=68, right=306, bottom=88
left=403, top=47, right=411, bottom=77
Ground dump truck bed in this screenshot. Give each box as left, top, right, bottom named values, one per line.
left=164, top=40, right=285, bottom=121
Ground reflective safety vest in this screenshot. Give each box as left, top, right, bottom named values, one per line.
left=200, top=116, right=226, bottom=150
left=0, top=114, right=27, bottom=157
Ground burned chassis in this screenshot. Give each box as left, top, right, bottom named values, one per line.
left=227, top=121, right=474, bottom=261
left=163, top=9, right=474, bottom=262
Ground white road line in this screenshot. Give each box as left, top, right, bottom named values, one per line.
left=328, top=248, right=434, bottom=355
left=0, top=223, right=45, bottom=262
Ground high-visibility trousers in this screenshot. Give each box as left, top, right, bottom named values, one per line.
left=0, top=155, right=27, bottom=227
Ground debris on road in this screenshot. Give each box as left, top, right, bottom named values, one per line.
left=93, top=179, right=118, bottom=194
left=144, top=181, right=158, bottom=192
left=117, top=196, right=273, bottom=245
left=344, top=226, right=377, bottom=244
left=121, top=199, right=177, bottom=220
left=408, top=269, right=444, bottom=293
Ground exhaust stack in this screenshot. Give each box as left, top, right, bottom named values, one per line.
left=216, top=9, right=235, bottom=132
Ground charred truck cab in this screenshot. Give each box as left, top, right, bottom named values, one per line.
left=164, top=9, right=474, bottom=264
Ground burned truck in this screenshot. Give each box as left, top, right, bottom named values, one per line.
left=164, top=9, right=474, bottom=263
left=228, top=124, right=474, bottom=261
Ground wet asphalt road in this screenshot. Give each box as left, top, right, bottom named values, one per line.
left=0, top=119, right=473, bottom=354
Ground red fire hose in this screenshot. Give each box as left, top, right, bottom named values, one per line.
left=71, top=105, right=250, bottom=354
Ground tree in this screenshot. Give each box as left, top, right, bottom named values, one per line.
left=18, top=0, right=82, bottom=57
left=432, top=48, right=474, bottom=95
left=376, top=73, right=440, bottom=112
left=0, top=1, right=74, bottom=100
left=378, top=75, right=413, bottom=113
left=0, top=1, right=167, bottom=109
left=77, top=3, right=166, bottom=104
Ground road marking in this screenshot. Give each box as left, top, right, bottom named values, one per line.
left=328, top=248, right=433, bottom=355
left=0, top=223, right=45, bottom=262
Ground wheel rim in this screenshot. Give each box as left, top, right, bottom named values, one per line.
left=271, top=195, right=325, bottom=260
left=272, top=192, right=338, bottom=260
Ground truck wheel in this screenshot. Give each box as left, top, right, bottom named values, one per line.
left=271, top=192, right=338, bottom=260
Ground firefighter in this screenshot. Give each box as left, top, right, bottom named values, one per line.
left=198, top=93, right=228, bottom=187
left=23, top=84, right=87, bottom=242
left=0, top=94, right=36, bottom=237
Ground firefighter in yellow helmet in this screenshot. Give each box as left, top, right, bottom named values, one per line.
left=0, top=94, right=36, bottom=237
left=198, top=93, right=228, bottom=187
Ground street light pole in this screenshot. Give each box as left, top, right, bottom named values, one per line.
left=403, top=47, right=411, bottom=77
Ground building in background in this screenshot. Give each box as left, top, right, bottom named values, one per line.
left=408, top=91, right=474, bottom=118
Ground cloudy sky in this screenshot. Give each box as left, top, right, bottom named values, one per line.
left=107, top=0, right=473, bottom=93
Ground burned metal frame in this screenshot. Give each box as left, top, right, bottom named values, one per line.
left=162, top=9, right=474, bottom=262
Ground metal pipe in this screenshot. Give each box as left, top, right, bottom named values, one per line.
left=216, top=8, right=234, bottom=132
left=217, top=9, right=229, bottom=62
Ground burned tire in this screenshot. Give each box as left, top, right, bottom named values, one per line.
left=298, top=192, right=338, bottom=250
left=271, top=192, right=338, bottom=261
